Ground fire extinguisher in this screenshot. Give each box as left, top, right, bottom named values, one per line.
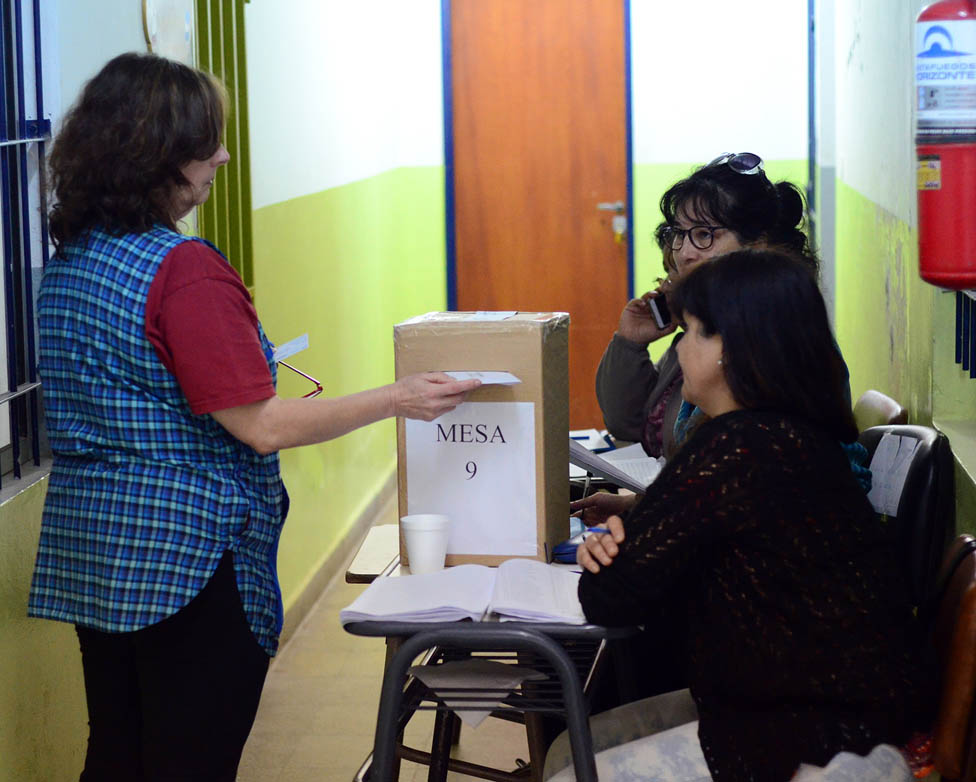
left=917, top=0, right=976, bottom=288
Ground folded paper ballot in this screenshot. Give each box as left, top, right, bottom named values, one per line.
left=339, top=559, right=586, bottom=625
left=444, top=370, right=521, bottom=385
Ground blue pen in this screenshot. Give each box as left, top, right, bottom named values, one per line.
left=585, top=527, right=612, bottom=535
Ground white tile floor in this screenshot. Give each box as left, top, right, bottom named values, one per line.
left=237, top=499, right=530, bottom=782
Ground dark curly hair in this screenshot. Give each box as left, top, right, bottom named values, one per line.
left=48, top=52, right=226, bottom=254
left=660, top=158, right=818, bottom=273
left=669, top=249, right=856, bottom=443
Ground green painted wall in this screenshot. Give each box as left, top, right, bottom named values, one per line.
left=833, top=180, right=935, bottom=421
left=832, top=179, right=976, bottom=535
left=0, top=478, right=87, bottom=781
left=251, top=166, right=447, bottom=608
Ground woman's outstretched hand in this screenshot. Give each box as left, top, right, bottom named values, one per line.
left=577, top=515, right=626, bottom=574
left=570, top=492, right=638, bottom=526
left=392, top=372, right=481, bottom=421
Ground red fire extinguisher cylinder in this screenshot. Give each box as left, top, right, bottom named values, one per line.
left=916, top=0, right=976, bottom=288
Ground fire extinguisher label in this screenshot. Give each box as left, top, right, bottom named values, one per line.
left=917, top=20, right=976, bottom=137
left=917, top=155, right=942, bottom=190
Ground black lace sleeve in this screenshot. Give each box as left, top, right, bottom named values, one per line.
left=579, top=413, right=764, bottom=627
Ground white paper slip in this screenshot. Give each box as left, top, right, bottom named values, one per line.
left=272, top=333, right=309, bottom=362
left=445, top=370, right=521, bottom=385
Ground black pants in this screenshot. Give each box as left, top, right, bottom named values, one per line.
left=76, top=552, right=270, bottom=782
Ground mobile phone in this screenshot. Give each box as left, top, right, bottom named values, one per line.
left=648, top=296, right=672, bottom=329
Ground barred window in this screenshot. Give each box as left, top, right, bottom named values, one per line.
left=0, top=0, right=49, bottom=488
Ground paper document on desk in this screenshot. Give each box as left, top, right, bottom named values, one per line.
left=339, top=560, right=585, bottom=625
left=569, top=439, right=663, bottom=493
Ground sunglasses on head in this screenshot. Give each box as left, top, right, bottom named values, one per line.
left=707, top=152, right=764, bottom=175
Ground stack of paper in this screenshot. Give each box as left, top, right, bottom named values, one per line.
left=340, top=564, right=495, bottom=624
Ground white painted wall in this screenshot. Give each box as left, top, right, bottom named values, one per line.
left=833, top=1, right=928, bottom=224
left=815, top=0, right=836, bottom=170
left=631, top=0, right=809, bottom=164
left=53, top=0, right=146, bottom=123
left=244, top=0, right=444, bottom=210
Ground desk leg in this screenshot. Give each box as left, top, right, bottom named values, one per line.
left=386, top=637, right=403, bottom=780
left=427, top=710, right=457, bottom=782
left=523, top=713, right=547, bottom=782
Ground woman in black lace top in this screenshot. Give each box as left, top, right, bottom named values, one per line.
left=575, top=251, right=934, bottom=781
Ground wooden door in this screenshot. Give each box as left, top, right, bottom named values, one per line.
left=449, top=0, right=630, bottom=429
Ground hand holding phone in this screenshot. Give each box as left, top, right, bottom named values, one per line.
left=648, top=295, right=672, bottom=329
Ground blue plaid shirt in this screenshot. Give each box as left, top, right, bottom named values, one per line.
left=29, top=226, right=287, bottom=656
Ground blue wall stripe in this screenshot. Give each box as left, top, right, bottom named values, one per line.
left=441, top=0, right=457, bottom=312
left=624, top=0, right=634, bottom=299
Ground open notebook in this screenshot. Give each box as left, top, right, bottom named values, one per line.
left=339, top=560, right=585, bottom=625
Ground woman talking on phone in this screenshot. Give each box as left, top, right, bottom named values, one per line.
left=27, top=52, right=478, bottom=781
left=595, top=152, right=815, bottom=460
left=561, top=250, right=934, bottom=782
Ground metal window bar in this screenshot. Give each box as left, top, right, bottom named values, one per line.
left=0, top=0, right=46, bottom=488
left=953, top=291, right=976, bottom=380
left=957, top=292, right=964, bottom=366
left=960, top=296, right=972, bottom=372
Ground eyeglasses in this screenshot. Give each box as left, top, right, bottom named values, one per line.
left=278, top=360, right=323, bottom=398
left=706, top=152, right=764, bottom=175
left=662, top=224, right=725, bottom=251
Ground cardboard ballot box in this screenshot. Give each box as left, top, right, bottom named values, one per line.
left=394, top=312, right=569, bottom=566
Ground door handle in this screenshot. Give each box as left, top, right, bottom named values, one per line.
left=596, top=201, right=627, bottom=243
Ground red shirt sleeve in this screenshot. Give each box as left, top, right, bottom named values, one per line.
left=145, top=241, right=275, bottom=415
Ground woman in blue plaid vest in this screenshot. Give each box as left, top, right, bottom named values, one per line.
left=27, top=52, right=479, bottom=782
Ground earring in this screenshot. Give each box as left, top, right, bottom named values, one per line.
left=717, top=359, right=723, bottom=365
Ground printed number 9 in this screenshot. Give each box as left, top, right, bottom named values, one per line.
left=465, top=461, right=477, bottom=479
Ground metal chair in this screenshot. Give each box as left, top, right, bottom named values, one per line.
left=858, top=424, right=955, bottom=609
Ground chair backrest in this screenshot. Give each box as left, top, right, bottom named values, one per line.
left=932, top=538, right=976, bottom=781
left=858, top=425, right=955, bottom=608
left=854, top=389, right=909, bottom=431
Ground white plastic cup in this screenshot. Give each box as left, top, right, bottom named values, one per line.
left=401, top=514, right=451, bottom=575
